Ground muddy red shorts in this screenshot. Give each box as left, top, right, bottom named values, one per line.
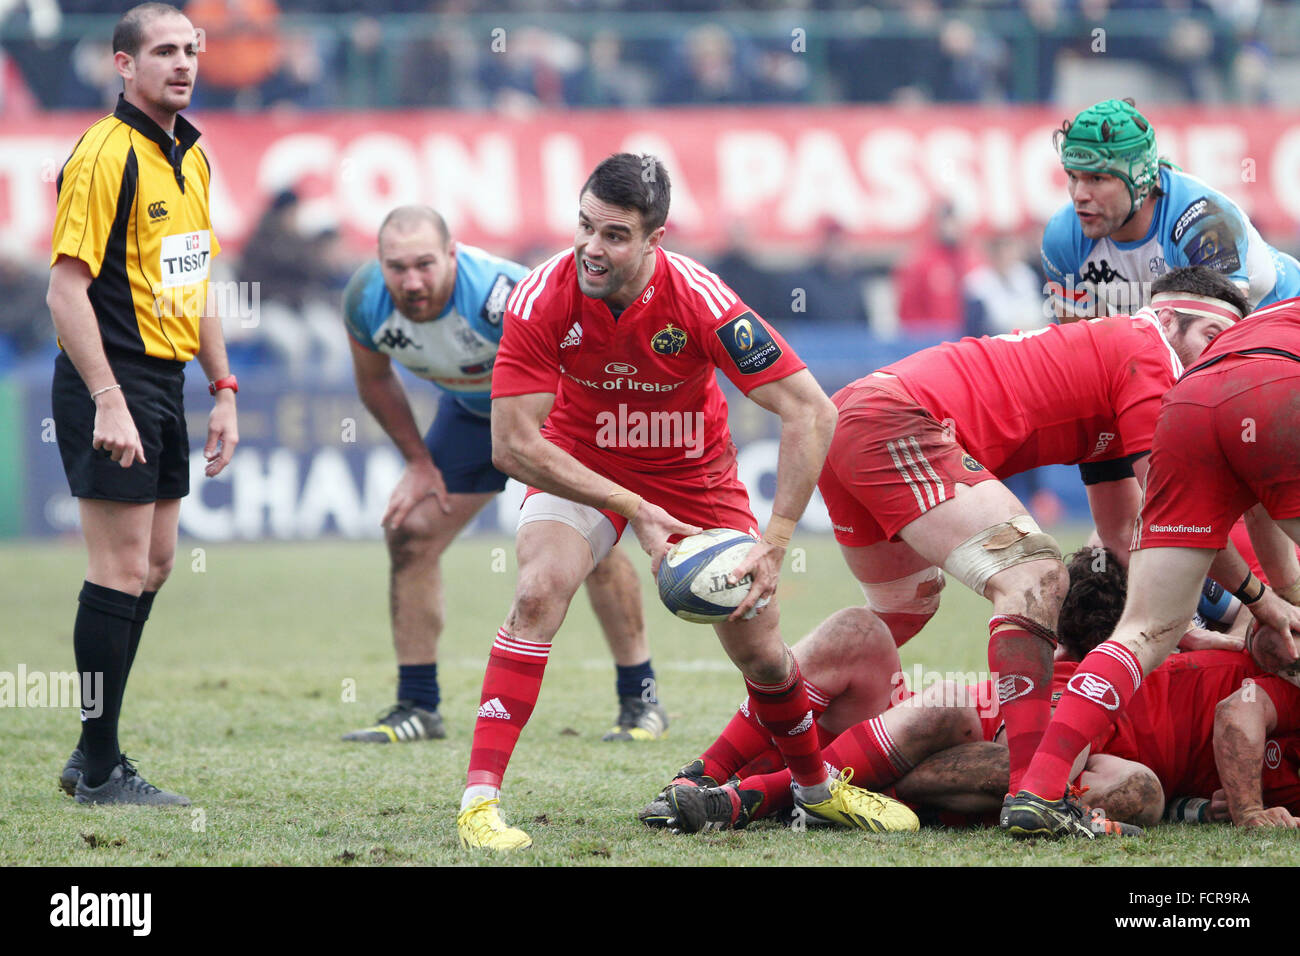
left=1135, top=357, right=1300, bottom=551
left=819, top=375, right=999, bottom=548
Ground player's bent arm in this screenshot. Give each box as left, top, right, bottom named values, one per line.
left=744, top=370, right=837, bottom=527
left=491, top=392, right=701, bottom=570
left=47, top=255, right=144, bottom=467
left=727, top=370, right=836, bottom=617
left=349, top=336, right=430, bottom=466
left=1085, top=476, right=1142, bottom=569
left=1245, top=505, right=1300, bottom=601
left=1213, top=683, right=1290, bottom=826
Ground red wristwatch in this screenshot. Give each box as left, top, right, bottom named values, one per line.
left=209, top=374, right=238, bottom=396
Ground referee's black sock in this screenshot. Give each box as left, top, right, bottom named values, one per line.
left=77, top=589, right=155, bottom=752
left=73, top=582, right=138, bottom=787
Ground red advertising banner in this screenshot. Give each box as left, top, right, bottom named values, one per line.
left=5, top=106, right=1299, bottom=258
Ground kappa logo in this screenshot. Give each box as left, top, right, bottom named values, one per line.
left=477, top=697, right=511, bottom=720
left=146, top=201, right=168, bottom=220
left=1066, top=673, right=1120, bottom=710
left=560, top=322, right=583, bottom=349
left=1081, top=260, right=1124, bottom=284
left=996, top=674, right=1035, bottom=704
left=377, top=328, right=420, bottom=350
left=1266, top=739, right=1282, bottom=770
left=650, top=322, right=687, bottom=355
left=788, top=710, right=814, bottom=736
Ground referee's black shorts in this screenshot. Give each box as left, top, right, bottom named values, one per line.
left=52, top=349, right=190, bottom=502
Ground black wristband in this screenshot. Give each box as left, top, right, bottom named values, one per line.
left=1233, top=571, right=1266, bottom=606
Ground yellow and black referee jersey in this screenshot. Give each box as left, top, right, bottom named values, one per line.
left=50, top=93, right=220, bottom=363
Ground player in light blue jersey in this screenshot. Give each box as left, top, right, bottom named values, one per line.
left=340, top=206, right=667, bottom=744
left=1041, top=98, right=1300, bottom=320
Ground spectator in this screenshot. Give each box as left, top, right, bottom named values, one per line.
left=785, top=221, right=870, bottom=324
left=184, top=0, right=284, bottom=109
left=963, top=232, right=1047, bottom=337
left=0, top=240, right=52, bottom=358
left=893, top=202, right=981, bottom=338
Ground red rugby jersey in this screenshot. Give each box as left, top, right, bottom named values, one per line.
left=492, top=247, right=805, bottom=476
left=1098, top=650, right=1262, bottom=800
left=876, top=311, right=1183, bottom=477
left=1183, top=296, right=1300, bottom=377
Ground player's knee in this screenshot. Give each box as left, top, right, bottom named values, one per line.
left=145, top=553, right=174, bottom=590
left=860, top=567, right=945, bottom=646
left=386, top=514, right=439, bottom=572
left=510, top=564, right=582, bottom=630
left=944, top=515, right=1062, bottom=605
left=797, top=606, right=895, bottom=674
left=985, top=556, right=1069, bottom=622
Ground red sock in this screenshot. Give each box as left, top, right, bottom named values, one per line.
left=821, top=715, right=914, bottom=790
left=988, top=614, right=1057, bottom=794
left=703, top=677, right=832, bottom=782
left=465, top=628, right=552, bottom=789
left=1018, top=641, right=1143, bottom=799
left=739, top=768, right=796, bottom=817
left=746, top=657, right=827, bottom=789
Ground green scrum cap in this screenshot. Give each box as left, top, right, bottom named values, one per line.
left=1054, top=98, right=1160, bottom=217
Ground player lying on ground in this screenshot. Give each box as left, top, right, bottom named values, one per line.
left=1004, top=295, right=1300, bottom=839
left=819, top=265, right=1250, bottom=800
left=640, top=549, right=1153, bottom=833
left=1213, top=661, right=1300, bottom=828
left=454, top=153, right=917, bottom=851
left=645, top=549, right=1296, bottom=835
left=341, top=205, right=663, bottom=745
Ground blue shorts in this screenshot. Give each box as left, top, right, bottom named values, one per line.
left=425, top=393, right=509, bottom=495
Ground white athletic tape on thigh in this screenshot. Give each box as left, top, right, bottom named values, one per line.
left=942, top=514, right=1062, bottom=596
left=517, top=492, right=619, bottom=566
left=859, top=566, right=946, bottom=617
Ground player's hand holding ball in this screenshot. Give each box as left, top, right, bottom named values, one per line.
left=627, top=499, right=702, bottom=576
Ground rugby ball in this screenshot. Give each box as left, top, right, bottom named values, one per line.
left=657, top=528, right=770, bottom=623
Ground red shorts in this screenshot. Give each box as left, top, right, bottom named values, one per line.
left=526, top=435, right=759, bottom=541
left=1135, top=358, right=1300, bottom=551
left=820, top=376, right=999, bottom=548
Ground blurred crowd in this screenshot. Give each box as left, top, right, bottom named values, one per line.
left=1, top=0, right=1296, bottom=114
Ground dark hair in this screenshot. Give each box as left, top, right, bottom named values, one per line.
left=1057, top=547, right=1128, bottom=660
left=113, top=2, right=186, bottom=57
left=579, top=153, right=671, bottom=235
left=1151, top=266, right=1251, bottom=329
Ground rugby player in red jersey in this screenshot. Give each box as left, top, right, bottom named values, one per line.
left=454, top=153, right=918, bottom=850
left=819, top=266, right=1249, bottom=800
left=1214, top=674, right=1300, bottom=827
left=1005, top=295, right=1300, bottom=838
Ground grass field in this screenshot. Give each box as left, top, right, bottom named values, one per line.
left=2, top=530, right=1296, bottom=868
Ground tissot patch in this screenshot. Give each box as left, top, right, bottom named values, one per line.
left=716, top=311, right=781, bottom=375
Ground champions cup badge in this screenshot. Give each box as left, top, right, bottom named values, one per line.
left=651, top=322, right=687, bottom=355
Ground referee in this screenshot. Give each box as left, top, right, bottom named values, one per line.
left=47, top=2, right=238, bottom=805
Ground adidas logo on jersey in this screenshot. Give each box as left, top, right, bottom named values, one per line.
left=788, top=710, right=814, bottom=735
left=477, top=697, right=512, bottom=720
left=560, top=322, right=583, bottom=349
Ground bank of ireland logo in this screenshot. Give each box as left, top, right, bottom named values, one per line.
left=605, top=362, right=637, bottom=375
left=650, top=322, right=687, bottom=355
